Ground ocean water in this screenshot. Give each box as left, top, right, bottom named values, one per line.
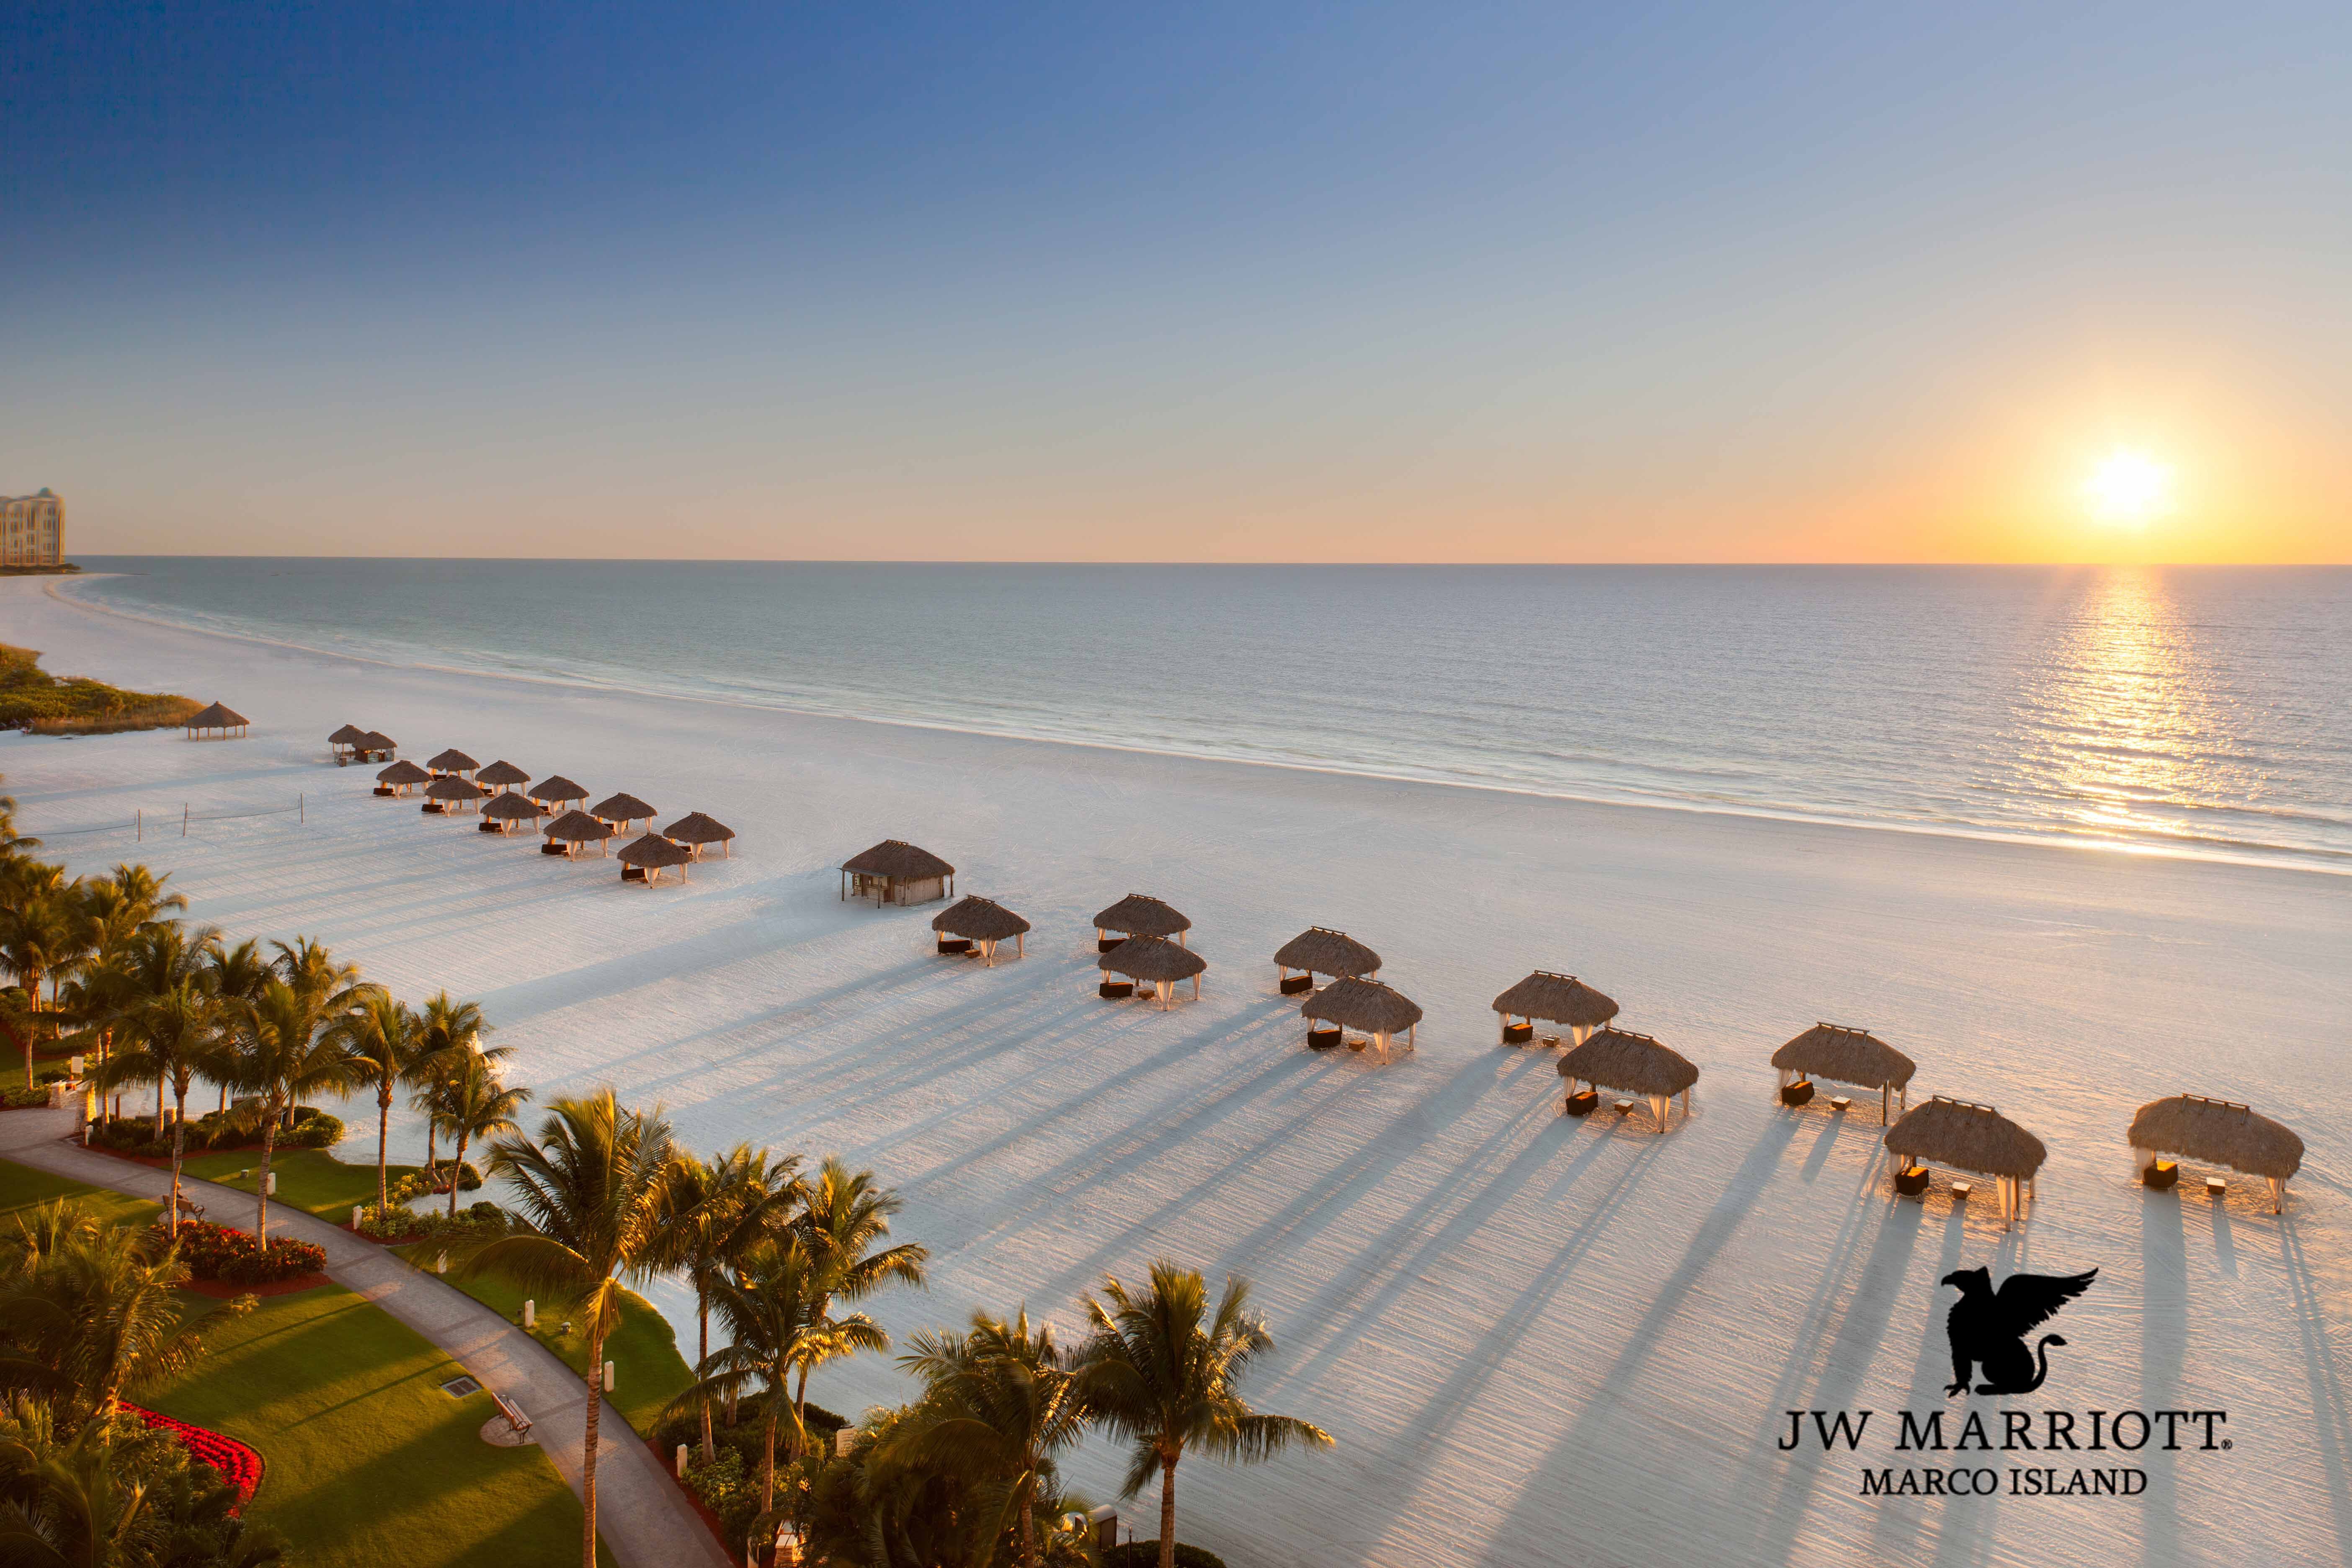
left=69, top=559, right=2352, bottom=874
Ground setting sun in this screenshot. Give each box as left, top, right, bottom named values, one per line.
left=2084, top=448, right=2177, bottom=526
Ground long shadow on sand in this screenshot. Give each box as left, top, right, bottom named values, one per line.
left=2280, top=1217, right=2352, bottom=1563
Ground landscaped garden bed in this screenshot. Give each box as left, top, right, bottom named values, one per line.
left=124, top=1402, right=266, bottom=1509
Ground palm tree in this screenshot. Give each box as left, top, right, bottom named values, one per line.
left=201, top=939, right=274, bottom=1118
left=683, top=1238, right=882, bottom=1527
left=221, top=979, right=363, bottom=1245
left=0, top=868, right=78, bottom=1081
left=433, top=1051, right=530, bottom=1220
left=467, top=1091, right=675, bottom=1568
left=414, top=992, right=498, bottom=1173
left=80, top=922, right=222, bottom=1134
left=269, top=934, right=355, bottom=996
left=1074, top=1262, right=1333, bottom=1568
left=888, top=1308, right=1093, bottom=1567
left=792, top=1158, right=928, bottom=1447
left=91, top=979, right=224, bottom=1238
left=654, top=1145, right=802, bottom=1462
left=330, top=989, right=432, bottom=1215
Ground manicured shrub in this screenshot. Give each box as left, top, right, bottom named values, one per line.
left=164, top=1219, right=328, bottom=1284
left=2, top=1086, right=49, bottom=1109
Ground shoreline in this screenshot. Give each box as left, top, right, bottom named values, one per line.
left=46, top=572, right=2352, bottom=883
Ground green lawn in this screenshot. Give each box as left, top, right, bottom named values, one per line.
left=0, top=1158, right=611, bottom=1568
left=182, top=1145, right=428, bottom=1222
left=416, top=1262, right=693, bottom=1438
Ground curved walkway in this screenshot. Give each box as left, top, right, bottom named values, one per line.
left=0, top=1108, right=730, bottom=1568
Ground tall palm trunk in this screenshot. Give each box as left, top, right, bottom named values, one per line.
left=449, top=1128, right=470, bottom=1220
left=255, top=1107, right=280, bottom=1246
left=168, top=1078, right=190, bottom=1240
left=1158, top=1456, right=1179, bottom=1568
left=697, top=1294, right=714, bottom=1463
left=581, top=1321, right=606, bottom=1568
left=761, top=1388, right=778, bottom=1516
left=376, top=1084, right=394, bottom=1214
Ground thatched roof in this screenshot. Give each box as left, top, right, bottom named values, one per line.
left=618, top=833, right=694, bottom=868
left=592, top=792, right=656, bottom=823
left=1492, top=972, right=1618, bottom=1028
left=1099, top=936, right=1207, bottom=983
left=529, top=775, right=588, bottom=805
left=377, top=760, right=433, bottom=785
left=1772, top=1023, right=1916, bottom=1091
left=544, top=809, right=616, bottom=842
left=1557, top=1028, right=1699, bottom=1096
left=1274, top=927, right=1381, bottom=978
left=186, top=702, right=248, bottom=729
left=360, top=731, right=398, bottom=752
left=426, top=748, right=479, bottom=773
left=1301, top=977, right=1424, bottom=1034
left=1093, top=893, right=1189, bottom=939
left=661, top=812, right=735, bottom=845
left=932, top=895, right=1031, bottom=941
left=482, top=792, right=544, bottom=820
left=1884, top=1097, right=2047, bottom=1179
left=424, top=775, right=488, bottom=801
left=2129, top=1095, right=2303, bottom=1180
left=328, top=724, right=369, bottom=745
left=843, top=840, right=955, bottom=880
left=476, top=759, right=531, bottom=787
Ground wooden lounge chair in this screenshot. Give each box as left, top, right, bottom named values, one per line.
left=1562, top=1088, right=1599, bottom=1117
left=621, top=865, right=647, bottom=882
left=1500, top=1020, right=1533, bottom=1044
left=2142, top=1160, right=2179, bottom=1190
left=937, top=937, right=973, bottom=954
left=1780, top=1078, right=1816, bottom=1106
left=1307, top=1025, right=1342, bottom=1050
left=1894, top=1163, right=1931, bottom=1197
left=1280, top=972, right=1313, bottom=995
left=1099, top=980, right=1134, bottom=999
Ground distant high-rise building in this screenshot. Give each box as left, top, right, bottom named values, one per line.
left=0, top=490, right=64, bottom=567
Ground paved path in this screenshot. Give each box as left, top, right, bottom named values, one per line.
left=0, top=1109, right=731, bottom=1568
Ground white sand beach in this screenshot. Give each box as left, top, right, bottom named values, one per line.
left=4, top=575, right=2347, bottom=1568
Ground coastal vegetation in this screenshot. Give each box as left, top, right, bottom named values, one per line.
left=0, top=643, right=201, bottom=735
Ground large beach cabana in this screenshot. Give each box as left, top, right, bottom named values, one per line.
left=841, top=840, right=955, bottom=906
left=529, top=775, right=589, bottom=813
left=1272, top=927, right=1380, bottom=995
left=184, top=702, right=249, bottom=741
left=426, top=748, right=479, bottom=778
left=1883, top=1096, right=2046, bottom=1228
left=358, top=730, right=399, bottom=762
left=480, top=792, right=544, bottom=836
left=476, top=759, right=531, bottom=793
left=1556, top=1027, right=1698, bottom=1132
left=1300, top=976, right=1422, bottom=1063
left=1098, top=935, right=1206, bottom=1009
left=328, top=724, right=369, bottom=764
left=661, top=812, right=736, bottom=860
left=542, top=809, right=616, bottom=858
left=618, top=833, right=694, bottom=886
left=933, top=896, right=1031, bottom=966
left=423, top=775, right=488, bottom=815
left=2128, top=1094, right=2303, bottom=1212
left=1491, top=971, right=1617, bottom=1047
left=591, top=792, right=657, bottom=834
left=1093, top=893, right=1190, bottom=952
left=374, top=759, right=433, bottom=798
left=1771, top=1022, right=1917, bottom=1124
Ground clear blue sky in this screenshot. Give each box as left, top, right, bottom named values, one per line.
left=7, top=2, right=2347, bottom=560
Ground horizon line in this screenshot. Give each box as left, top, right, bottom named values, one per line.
left=59, top=554, right=2351, bottom=569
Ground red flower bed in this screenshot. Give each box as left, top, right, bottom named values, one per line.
left=122, top=1403, right=263, bottom=1509
left=159, top=1220, right=329, bottom=1285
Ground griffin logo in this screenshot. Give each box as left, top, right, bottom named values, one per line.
left=1939, top=1266, right=2097, bottom=1396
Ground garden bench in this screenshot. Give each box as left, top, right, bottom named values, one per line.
left=490, top=1391, right=531, bottom=1440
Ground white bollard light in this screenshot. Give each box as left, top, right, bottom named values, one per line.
left=675, top=1444, right=689, bottom=1478
left=265, top=1172, right=278, bottom=1195
left=835, top=1426, right=855, bottom=1458
left=70, top=1055, right=84, bottom=1079
left=353, top=1205, right=365, bottom=1228
left=435, top=1251, right=448, bottom=1275
left=522, top=1299, right=535, bottom=1329
left=602, top=1360, right=615, bottom=1394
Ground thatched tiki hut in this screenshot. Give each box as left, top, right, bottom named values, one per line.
left=1883, top=1096, right=2047, bottom=1228
left=1300, top=977, right=1422, bottom=1063
left=328, top=723, right=369, bottom=764
left=529, top=775, right=588, bottom=814
left=480, top=792, right=544, bottom=836
left=2128, top=1095, right=2303, bottom=1212
left=592, top=793, right=657, bottom=834
left=375, top=759, right=432, bottom=798
left=1093, top=894, right=1190, bottom=953
left=661, top=812, right=736, bottom=860
left=618, top=833, right=694, bottom=886
left=1556, top=1028, right=1697, bottom=1132
left=931, top=896, right=1030, bottom=966
left=1099, top=936, right=1206, bottom=1010
left=476, top=760, right=531, bottom=793
left=1491, top=972, right=1617, bottom=1047
left=358, top=730, right=399, bottom=762
left=426, top=748, right=479, bottom=779
left=1272, top=928, right=1380, bottom=995
left=1771, top=1023, right=1917, bottom=1124
left=841, top=841, right=955, bottom=906
left=542, top=809, right=616, bottom=858
left=184, top=702, right=249, bottom=740
left=423, top=775, right=488, bottom=816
